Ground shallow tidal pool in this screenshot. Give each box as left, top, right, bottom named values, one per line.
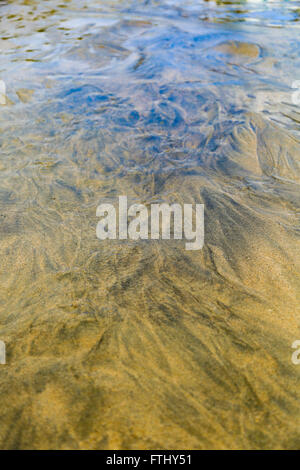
left=0, top=0, right=299, bottom=450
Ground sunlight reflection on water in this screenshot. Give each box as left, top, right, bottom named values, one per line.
left=0, top=0, right=299, bottom=450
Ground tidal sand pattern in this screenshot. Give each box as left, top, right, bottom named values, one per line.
left=0, top=0, right=299, bottom=450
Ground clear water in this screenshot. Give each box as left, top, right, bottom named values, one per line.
left=0, top=0, right=299, bottom=450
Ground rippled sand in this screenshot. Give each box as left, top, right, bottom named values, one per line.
left=0, top=0, right=299, bottom=450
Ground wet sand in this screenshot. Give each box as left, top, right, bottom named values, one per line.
left=0, top=0, right=299, bottom=450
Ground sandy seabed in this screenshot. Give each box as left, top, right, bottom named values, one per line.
left=0, top=0, right=299, bottom=450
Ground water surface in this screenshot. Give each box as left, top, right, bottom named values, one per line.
left=0, top=0, right=299, bottom=450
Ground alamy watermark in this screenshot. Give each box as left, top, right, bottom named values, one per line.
left=291, top=340, right=300, bottom=365
left=292, top=81, right=300, bottom=105
left=0, top=80, right=6, bottom=105
left=96, top=196, right=204, bottom=250
left=0, top=341, right=6, bottom=365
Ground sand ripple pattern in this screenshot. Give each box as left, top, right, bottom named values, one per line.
left=0, top=0, right=299, bottom=450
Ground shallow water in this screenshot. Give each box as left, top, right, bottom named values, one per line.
left=0, top=0, right=299, bottom=450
